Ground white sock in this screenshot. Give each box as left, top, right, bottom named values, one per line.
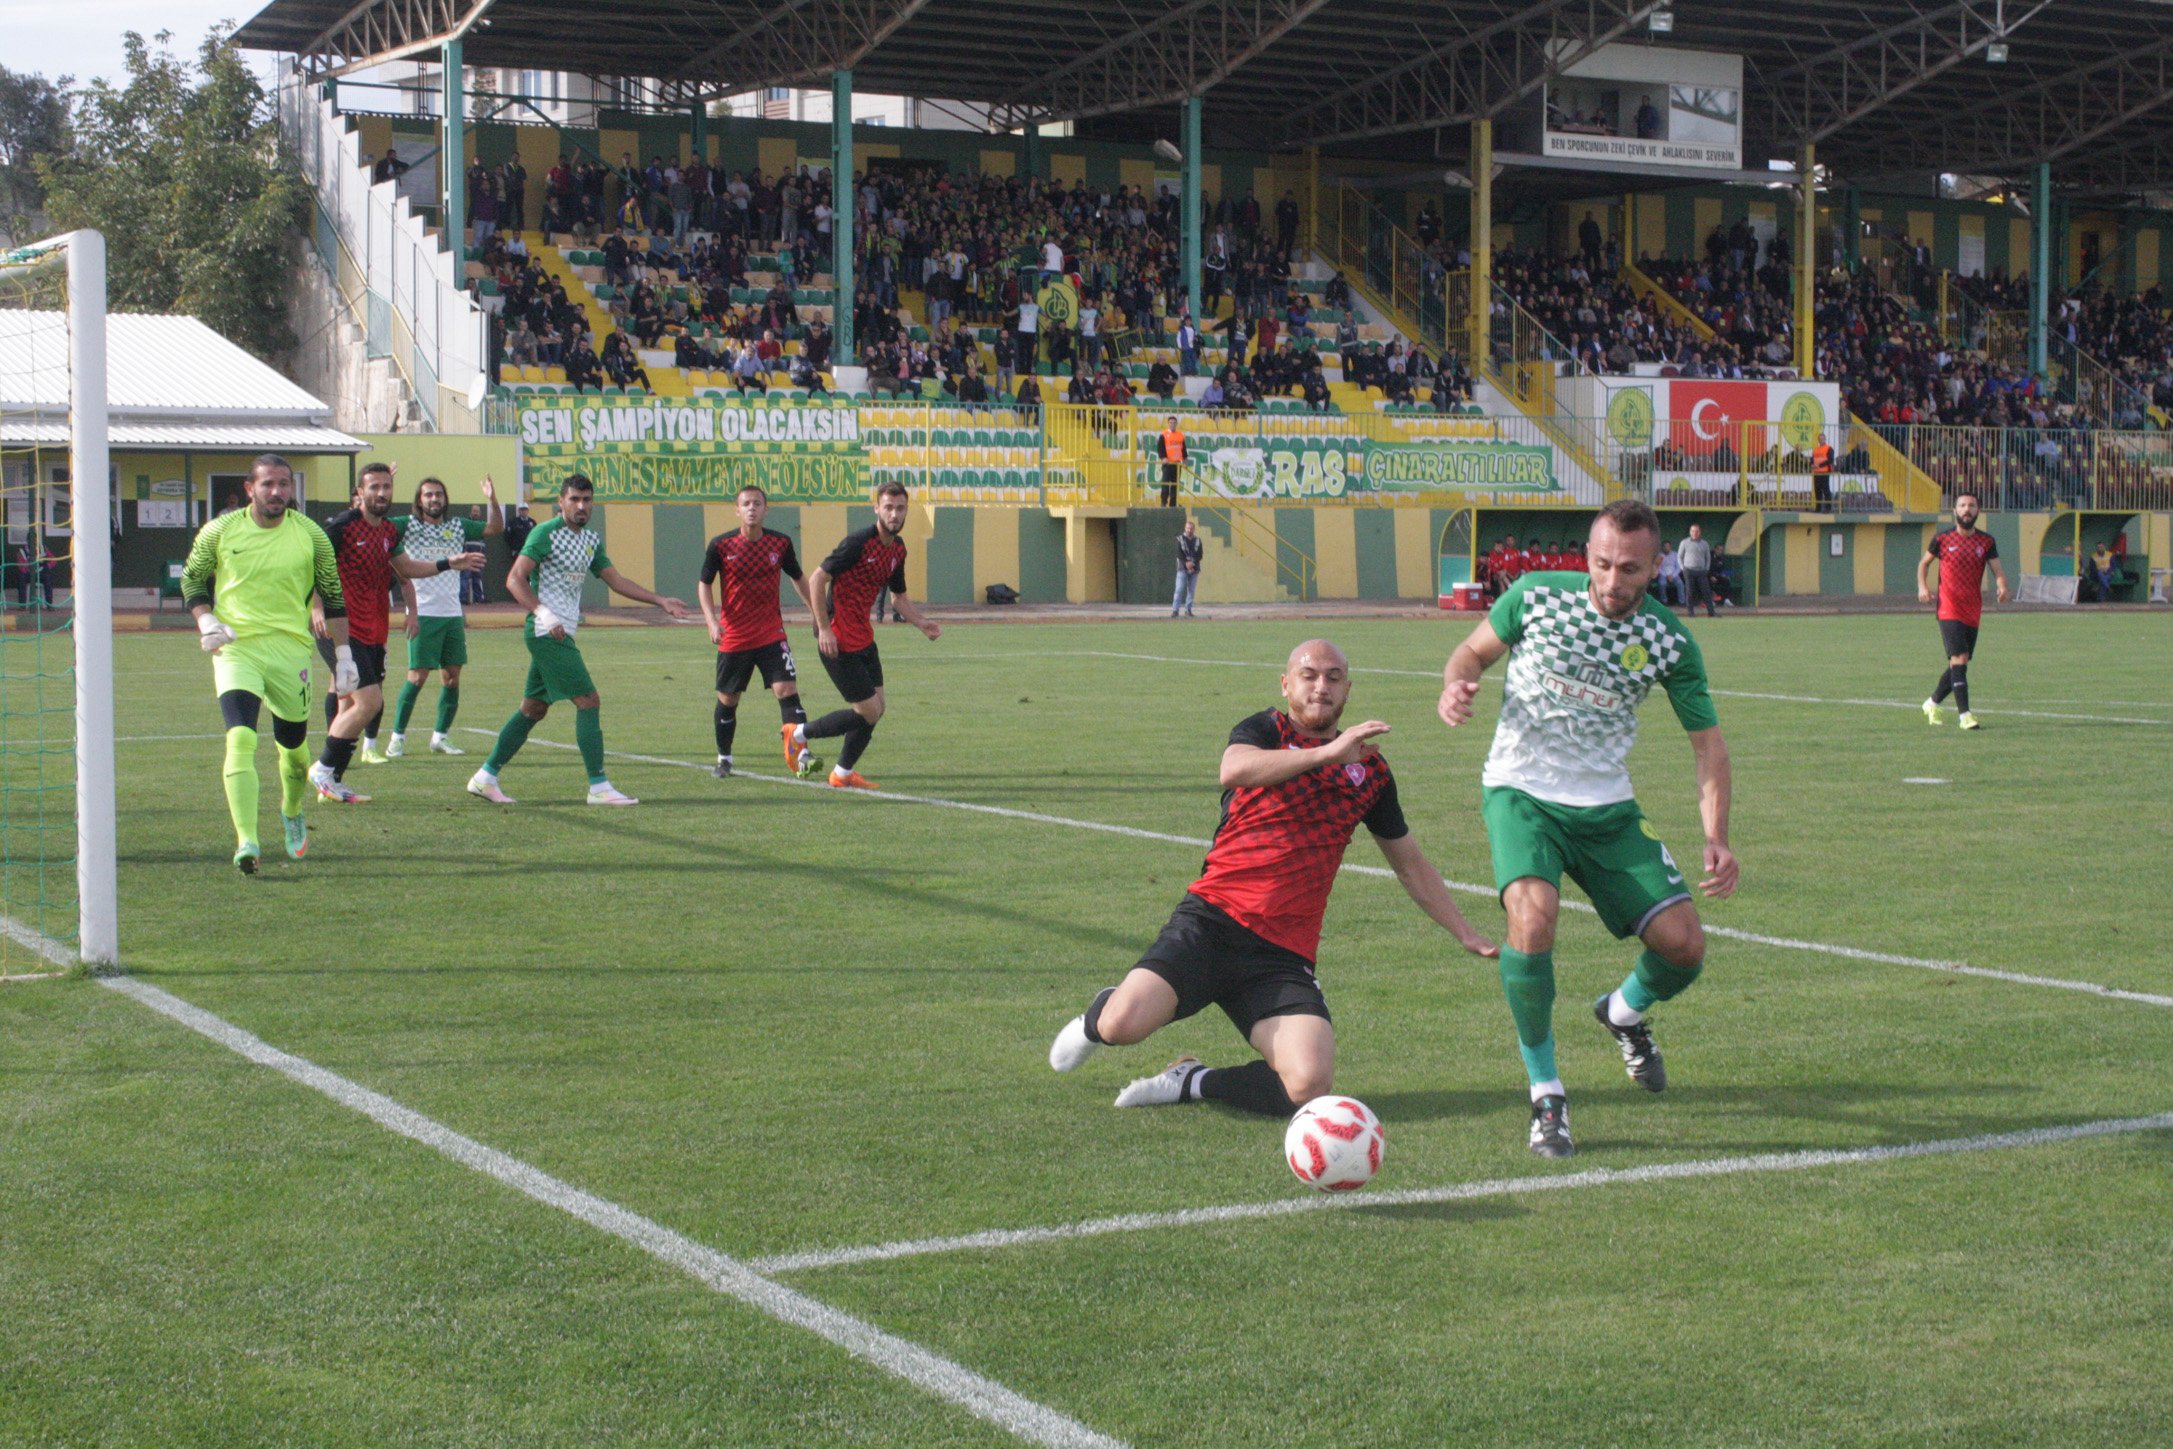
left=1529, top=1079, right=1566, bottom=1102
left=431, top=731, right=445, bottom=745
left=390, top=731, right=405, bottom=744
left=1606, top=990, right=1645, bottom=1027
left=830, top=763, right=848, bottom=779
left=791, top=723, right=807, bottom=747
left=718, top=754, right=732, bottom=765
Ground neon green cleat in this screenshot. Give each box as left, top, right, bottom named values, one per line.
left=358, top=742, right=389, bottom=764
left=234, top=841, right=260, bottom=875
left=1958, top=711, right=1981, bottom=730
left=283, top=814, right=308, bottom=859
left=1922, top=699, right=1945, bottom=726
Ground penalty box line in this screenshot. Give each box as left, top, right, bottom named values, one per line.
left=751, top=1110, right=2173, bottom=1276
left=477, top=733, right=2173, bottom=1012
left=90, top=969, right=1128, bottom=1449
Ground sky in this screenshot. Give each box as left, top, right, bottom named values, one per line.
left=2, top=1, right=276, bottom=87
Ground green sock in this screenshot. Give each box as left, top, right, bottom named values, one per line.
left=485, top=709, right=538, bottom=775
left=393, top=680, right=422, bottom=733
left=277, top=741, right=310, bottom=817
left=1498, top=946, right=1559, bottom=1087
left=575, top=705, right=606, bottom=785
left=434, top=684, right=460, bottom=735
left=1623, top=948, right=1702, bottom=1012
left=222, top=727, right=260, bottom=846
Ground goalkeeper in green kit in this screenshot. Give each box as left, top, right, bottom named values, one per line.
left=1439, top=499, right=1738, bottom=1159
left=182, top=455, right=353, bottom=873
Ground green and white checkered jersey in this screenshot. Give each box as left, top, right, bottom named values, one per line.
left=1482, top=572, right=1719, bottom=807
left=396, top=514, right=487, bottom=617
left=519, top=516, right=611, bottom=634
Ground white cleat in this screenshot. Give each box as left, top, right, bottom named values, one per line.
left=384, top=733, right=406, bottom=758
left=430, top=734, right=467, bottom=755
left=1114, top=1055, right=1200, bottom=1108
left=465, top=769, right=515, bottom=804
left=586, top=782, right=639, bottom=806
left=1049, top=1015, right=1098, bottom=1072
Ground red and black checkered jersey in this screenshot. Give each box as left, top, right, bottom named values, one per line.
left=820, top=524, right=908, bottom=653
left=1929, top=526, right=1999, bottom=625
left=700, top=528, right=803, bottom=652
left=1189, top=709, right=1408, bottom=963
left=322, top=508, right=399, bottom=645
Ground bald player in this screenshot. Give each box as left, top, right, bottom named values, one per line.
left=1048, top=639, right=1497, bottom=1117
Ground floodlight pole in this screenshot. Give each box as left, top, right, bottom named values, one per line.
left=1182, top=96, right=1203, bottom=324
left=1795, top=144, right=1816, bottom=377
left=832, top=70, right=855, bottom=366
left=1470, top=117, right=1492, bottom=373
left=442, top=40, right=465, bottom=250
left=2029, top=161, right=2049, bottom=379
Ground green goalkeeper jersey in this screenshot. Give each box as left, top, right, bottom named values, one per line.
left=180, top=509, right=344, bottom=651
left=1483, top=572, right=1718, bottom=808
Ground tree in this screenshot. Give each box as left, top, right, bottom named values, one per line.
left=0, top=65, right=69, bottom=244
left=37, top=28, right=307, bottom=359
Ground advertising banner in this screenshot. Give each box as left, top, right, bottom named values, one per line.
left=1193, top=439, right=1560, bottom=500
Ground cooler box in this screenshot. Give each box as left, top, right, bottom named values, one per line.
left=1444, top=582, right=1486, bottom=611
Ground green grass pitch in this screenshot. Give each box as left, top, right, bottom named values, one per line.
left=4, top=609, right=2170, bottom=1447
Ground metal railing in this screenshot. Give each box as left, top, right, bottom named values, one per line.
left=1864, top=422, right=2173, bottom=512
left=1186, top=472, right=1317, bottom=601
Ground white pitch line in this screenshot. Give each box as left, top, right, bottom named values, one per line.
left=90, top=970, right=1124, bottom=1449
left=752, top=1111, right=2173, bottom=1276
left=486, top=732, right=2173, bottom=1010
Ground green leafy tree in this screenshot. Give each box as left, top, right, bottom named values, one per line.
left=38, top=28, right=306, bottom=358
left=0, top=64, right=69, bottom=244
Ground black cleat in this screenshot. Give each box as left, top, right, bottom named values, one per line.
left=1529, top=1094, right=1574, bottom=1158
left=712, top=759, right=733, bottom=778
left=1594, top=995, right=1668, bottom=1092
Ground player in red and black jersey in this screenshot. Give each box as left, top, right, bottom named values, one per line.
left=794, top=480, right=941, bottom=790
left=1048, top=639, right=1497, bottom=1117
left=308, top=461, right=475, bottom=801
left=1917, top=490, right=2010, bottom=730
left=697, top=484, right=820, bottom=779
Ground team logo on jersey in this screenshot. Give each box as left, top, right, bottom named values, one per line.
left=1344, top=763, right=1366, bottom=786
left=1620, top=642, right=1651, bottom=672
left=1639, top=819, right=1661, bottom=840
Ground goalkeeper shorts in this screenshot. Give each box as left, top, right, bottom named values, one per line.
left=212, top=636, right=313, bottom=722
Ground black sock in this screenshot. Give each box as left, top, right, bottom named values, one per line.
left=837, top=720, right=875, bottom=771
left=804, top=707, right=861, bottom=741
left=319, top=734, right=357, bottom=778
left=366, top=707, right=383, bottom=741
left=1081, top=986, right=1116, bottom=1044
left=779, top=695, right=807, bottom=726
left=1951, top=666, right=1969, bottom=713
left=325, top=691, right=339, bottom=728
left=1931, top=667, right=1954, bottom=704
left=714, top=702, right=737, bottom=758
left=1195, top=1059, right=1298, bottom=1116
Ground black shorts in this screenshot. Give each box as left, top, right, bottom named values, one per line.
left=717, top=639, right=798, bottom=696
left=1938, top=618, right=1981, bottom=658
left=1136, top=893, right=1330, bottom=1041
left=821, top=641, right=884, bottom=704
left=316, top=637, right=388, bottom=692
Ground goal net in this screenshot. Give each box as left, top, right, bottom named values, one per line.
left=0, top=232, right=115, bottom=976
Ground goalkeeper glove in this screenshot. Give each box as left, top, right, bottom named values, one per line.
left=197, top=613, right=236, bottom=653
left=332, top=645, right=359, bottom=696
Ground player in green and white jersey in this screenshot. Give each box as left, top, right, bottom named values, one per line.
left=181, top=454, right=356, bottom=874
left=387, top=473, right=503, bottom=758
left=466, top=473, right=692, bottom=806
left=1439, top=499, right=1738, bottom=1159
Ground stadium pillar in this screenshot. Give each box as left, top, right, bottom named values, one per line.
left=1306, top=145, right=1319, bottom=256
left=1469, top=117, right=1492, bottom=373
left=833, top=71, right=855, bottom=365
left=441, top=40, right=465, bottom=247
left=1183, top=96, right=1203, bottom=322
left=690, top=103, right=706, bottom=166
left=2030, top=162, right=2050, bottom=379
left=1025, top=121, right=1041, bottom=181
left=1795, top=144, right=1815, bottom=377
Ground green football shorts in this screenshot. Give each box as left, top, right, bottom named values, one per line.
left=1482, top=785, right=1693, bottom=940
left=522, top=629, right=597, bottom=703
left=211, top=634, right=313, bottom=722
left=406, top=615, right=469, bottom=671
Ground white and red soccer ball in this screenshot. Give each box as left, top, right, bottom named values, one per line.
left=1283, top=1095, right=1384, bottom=1192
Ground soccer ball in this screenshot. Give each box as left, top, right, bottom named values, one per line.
left=1283, top=1096, right=1384, bottom=1192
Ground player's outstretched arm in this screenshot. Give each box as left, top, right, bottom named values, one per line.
left=1219, top=722, right=1389, bottom=790
left=1440, top=620, right=1509, bottom=727
left=599, top=565, right=691, bottom=619
left=1374, top=832, right=1498, bottom=958
left=1687, top=725, right=1738, bottom=900
left=892, top=591, right=941, bottom=640
left=479, top=475, right=505, bottom=536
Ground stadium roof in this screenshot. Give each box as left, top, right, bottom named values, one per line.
left=0, top=312, right=362, bottom=451
left=236, top=0, right=2173, bottom=192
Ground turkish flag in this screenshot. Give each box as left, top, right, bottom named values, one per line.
left=1667, top=380, right=1768, bottom=458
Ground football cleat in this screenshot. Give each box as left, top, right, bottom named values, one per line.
left=465, top=770, right=515, bottom=805
left=1049, top=1015, right=1097, bottom=1072
left=429, top=735, right=466, bottom=755
left=712, top=759, right=733, bottom=778
left=1594, top=995, right=1667, bottom=1092
left=795, top=747, right=823, bottom=779
left=1529, top=1094, right=1574, bottom=1158
left=234, top=841, right=260, bottom=876
left=358, top=742, right=389, bottom=765
left=1922, top=699, right=1945, bottom=726
left=586, top=783, right=639, bottom=806
left=1958, top=711, right=1981, bottom=730
left=1114, top=1056, right=1201, bottom=1108
left=384, top=733, right=406, bottom=759
left=828, top=770, right=878, bottom=790
left=314, top=776, right=370, bottom=804
left=282, top=815, right=308, bottom=860
left=781, top=723, right=810, bottom=773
